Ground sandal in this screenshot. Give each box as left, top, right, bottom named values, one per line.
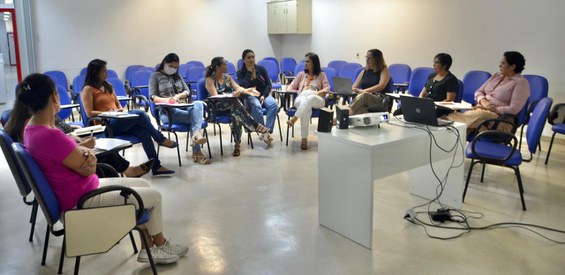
left=258, top=133, right=273, bottom=145
left=233, top=141, right=241, bottom=157
left=160, top=139, right=178, bottom=148
left=300, top=139, right=308, bottom=150
left=190, top=131, right=208, bottom=146
left=287, top=117, right=298, bottom=127
left=255, top=124, right=270, bottom=134
left=192, top=154, right=211, bottom=165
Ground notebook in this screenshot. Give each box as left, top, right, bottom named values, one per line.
left=332, top=76, right=354, bottom=95
left=399, top=95, right=453, bottom=127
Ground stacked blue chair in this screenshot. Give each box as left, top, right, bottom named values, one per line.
left=463, top=97, right=552, bottom=211
left=462, top=70, right=491, bottom=104
left=281, top=57, right=297, bottom=76
left=545, top=103, right=565, bottom=165
left=339, top=63, right=363, bottom=82
left=0, top=130, right=39, bottom=242
left=327, top=60, right=347, bottom=75
left=45, top=70, right=69, bottom=90
left=407, top=67, right=434, bottom=97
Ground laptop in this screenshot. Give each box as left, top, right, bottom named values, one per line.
left=332, top=76, right=354, bottom=95
left=399, top=95, right=453, bottom=127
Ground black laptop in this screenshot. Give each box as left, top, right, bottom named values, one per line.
left=399, top=95, right=453, bottom=127
left=332, top=76, right=354, bottom=95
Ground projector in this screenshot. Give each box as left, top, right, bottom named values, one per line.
left=349, top=112, right=389, bottom=127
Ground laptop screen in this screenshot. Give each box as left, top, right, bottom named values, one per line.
left=399, top=96, right=442, bottom=126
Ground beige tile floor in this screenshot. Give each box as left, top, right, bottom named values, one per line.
left=1, top=94, right=565, bottom=274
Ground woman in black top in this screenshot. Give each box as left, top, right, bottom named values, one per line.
left=349, top=49, right=392, bottom=115
left=419, top=53, right=458, bottom=102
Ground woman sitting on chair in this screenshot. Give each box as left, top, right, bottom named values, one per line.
left=4, top=100, right=152, bottom=178
left=236, top=49, right=278, bottom=145
left=446, top=51, right=530, bottom=133
left=349, top=49, right=392, bottom=115
left=81, top=59, right=177, bottom=175
left=205, top=56, right=272, bottom=157
left=286, top=52, right=330, bottom=150
left=149, top=53, right=210, bottom=165
left=17, top=73, right=188, bottom=265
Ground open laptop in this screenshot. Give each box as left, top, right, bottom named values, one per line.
left=399, top=95, right=453, bottom=127
left=332, top=76, right=354, bottom=95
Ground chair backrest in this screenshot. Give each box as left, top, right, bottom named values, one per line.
left=322, top=67, right=337, bottom=91
left=526, top=97, right=552, bottom=154
left=338, top=63, right=363, bottom=81
left=80, top=67, right=88, bottom=75
left=57, top=85, right=73, bottom=120
left=262, top=57, right=279, bottom=71
left=455, top=80, right=464, bottom=102
left=186, top=66, right=206, bottom=91
left=226, top=61, right=236, bottom=76
left=72, top=75, right=86, bottom=96
left=107, top=70, right=119, bottom=79
left=1, top=109, right=11, bottom=126
left=524, top=75, right=549, bottom=123
left=45, top=70, right=69, bottom=90
left=281, top=57, right=297, bottom=76
left=76, top=94, right=90, bottom=127
left=462, top=70, right=491, bottom=104
left=0, top=130, right=31, bottom=197
left=257, top=59, right=279, bottom=82
left=186, top=61, right=205, bottom=68
left=12, top=142, right=61, bottom=226
left=327, top=60, right=347, bottom=74
left=124, top=65, right=145, bottom=85
left=353, top=67, right=364, bottom=82
left=388, top=64, right=411, bottom=85
left=408, top=67, right=434, bottom=97
left=237, top=59, right=244, bottom=70
left=107, top=78, right=128, bottom=107
left=178, top=64, right=190, bottom=81
left=131, top=69, right=153, bottom=99
left=196, top=78, right=209, bottom=100
left=294, top=61, right=305, bottom=76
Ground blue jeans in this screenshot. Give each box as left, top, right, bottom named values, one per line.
left=107, top=109, right=166, bottom=172
left=242, top=95, right=278, bottom=132
left=159, top=101, right=205, bottom=153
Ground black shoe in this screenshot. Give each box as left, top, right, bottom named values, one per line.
left=152, top=166, right=175, bottom=176
left=160, top=140, right=178, bottom=149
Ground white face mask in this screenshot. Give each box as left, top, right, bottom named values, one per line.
left=164, top=65, right=177, bottom=75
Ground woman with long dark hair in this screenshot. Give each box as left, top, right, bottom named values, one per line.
left=81, top=59, right=177, bottom=175
left=149, top=53, right=210, bottom=164
left=286, top=52, right=330, bottom=150
left=204, top=56, right=272, bottom=156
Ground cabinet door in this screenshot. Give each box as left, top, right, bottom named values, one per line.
left=285, top=1, right=297, bottom=33
left=267, top=3, right=279, bottom=34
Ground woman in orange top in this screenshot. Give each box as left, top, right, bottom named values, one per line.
left=81, top=59, right=177, bottom=175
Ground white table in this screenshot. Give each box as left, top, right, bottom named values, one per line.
left=318, top=121, right=466, bottom=249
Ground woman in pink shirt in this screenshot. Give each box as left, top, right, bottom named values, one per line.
left=17, top=73, right=188, bottom=265
left=447, top=51, right=530, bottom=133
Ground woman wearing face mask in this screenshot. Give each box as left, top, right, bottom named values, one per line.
left=149, top=53, right=210, bottom=165
left=205, top=56, right=272, bottom=157
left=236, top=49, right=278, bottom=145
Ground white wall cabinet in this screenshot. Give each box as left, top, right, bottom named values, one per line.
left=267, top=0, right=311, bottom=34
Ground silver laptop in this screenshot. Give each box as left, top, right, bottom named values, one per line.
left=399, top=95, right=453, bottom=127
left=332, top=76, right=354, bottom=95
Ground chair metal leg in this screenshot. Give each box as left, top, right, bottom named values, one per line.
left=248, top=133, right=254, bottom=149
left=514, top=167, right=527, bottom=211
left=518, top=125, right=524, bottom=150
left=42, top=225, right=50, bottom=265
left=218, top=124, right=224, bottom=156
left=134, top=228, right=158, bottom=275
left=276, top=114, right=283, bottom=141
left=204, top=129, right=212, bottom=159
left=480, top=163, right=486, bottom=183
left=58, top=237, right=65, bottom=274
left=29, top=202, right=38, bottom=242
left=286, top=120, right=290, bottom=146
left=545, top=132, right=556, bottom=165
left=129, top=232, right=138, bottom=253
left=463, top=159, right=477, bottom=202
left=74, top=256, right=81, bottom=275
left=172, top=132, right=181, bottom=167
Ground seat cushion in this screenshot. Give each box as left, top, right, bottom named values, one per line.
left=136, top=209, right=150, bottom=225
left=466, top=140, right=522, bottom=166
left=552, top=123, right=565, bottom=134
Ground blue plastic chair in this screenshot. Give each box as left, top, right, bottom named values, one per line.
left=545, top=103, right=565, bottom=165
left=294, top=61, right=305, bottom=76
left=125, top=65, right=145, bottom=85
left=107, top=78, right=130, bottom=108
left=281, top=57, right=297, bottom=76
left=80, top=67, right=87, bottom=75
left=178, top=64, right=190, bottom=81
left=186, top=60, right=205, bottom=68
left=1, top=109, right=11, bottom=126
left=353, top=67, right=364, bottom=82
left=408, top=67, right=434, bottom=97
left=257, top=59, right=281, bottom=89
left=339, top=63, right=363, bottom=81
left=463, top=97, right=552, bottom=211
left=262, top=57, right=280, bottom=72
left=56, top=85, right=75, bottom=121
left=327, top=60, right=347, bottom=75
left=455, top=80, right=464, bottom=103
left=148, top=100, right=211, bottom=166
left=45, top=70, right=69, bottom=90
left=71, top=75, right=86, bottom=102
left=237, top=59, right=244, bottom=70
left=107, top=69, right=119, bottom=79
left=462, top=70, right=491, bottom=104
left=11, top=142, right=157, bottom=275
left=322, top=67, right=337, bottom=91
left=388, top=64, right=412, bottom=86
left=130, top=69, right=152, bottom=99
left=0, top=130, right=38, bottom=242
left=186, top=66, right=206, bottom=94
left=226, top=61, right=236, bottom=76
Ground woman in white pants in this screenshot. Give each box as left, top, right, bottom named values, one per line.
left=286, top=52, right=330, bottom=150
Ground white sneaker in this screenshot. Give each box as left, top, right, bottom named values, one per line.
left=137, top=246, right=179, bottom=264
left=158, top=239, right=189, bottom=257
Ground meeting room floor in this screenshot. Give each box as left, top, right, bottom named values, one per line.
left=1, top=103, right=565, bottom=274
